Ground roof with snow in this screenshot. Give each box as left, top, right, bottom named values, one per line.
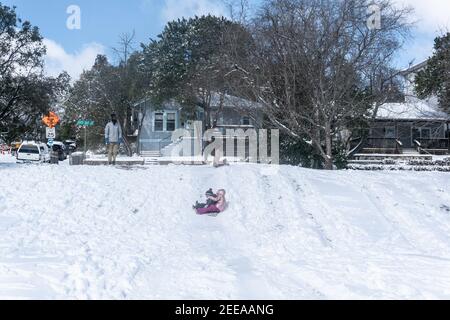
left=375, top=101, right=450, bottom=121
left=133, top=92, right=262, bottom=110
left=401, top=60, right=429, bottom=75
left=209, top=92, right=262, bottom=110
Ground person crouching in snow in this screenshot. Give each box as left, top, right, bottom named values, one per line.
left=105, top=113, right=123, bottom=165
left=194, top=189, right=227, bottom=215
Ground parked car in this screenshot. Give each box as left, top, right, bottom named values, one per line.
left=47, top=141, right=67, bottom=161
left=16, top=141, right=51, bottom=163
left=63, top=140, right=77, bottom=154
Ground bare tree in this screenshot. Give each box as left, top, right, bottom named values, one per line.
left=112, top=31, right=138, bottom=156
left=223, top=0, right=250, bottom=23
left=230, top=0, right=412, bottom=169
left=112, top=30, right=136, bottom=67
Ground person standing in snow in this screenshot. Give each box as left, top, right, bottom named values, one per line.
left=105, top=113, right=123, bottom=165
left=195, top=189, right=227, bottom=215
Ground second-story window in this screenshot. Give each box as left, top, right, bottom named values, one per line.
left=155, top=112, right=164, bottom=131
left=167, top=113, right=176, bottom=131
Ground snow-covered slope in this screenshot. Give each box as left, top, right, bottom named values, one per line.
left=1, top=156, right=450, bottom=299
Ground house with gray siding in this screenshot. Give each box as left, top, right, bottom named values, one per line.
left=132, top=93, right=263, bottom=157
left=351, top=60, right=450, bottom=156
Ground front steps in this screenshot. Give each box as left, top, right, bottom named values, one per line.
left=351, top=150, right=432, bottom=164
left=140, top=150, right=162, bottom=158
left=139, top=150, right=162, bottom=165
left=348, top=152, right=450, bottom=171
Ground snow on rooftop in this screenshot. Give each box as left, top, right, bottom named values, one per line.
left=133, top=93, right=262, bottom=110
left=209, top=92, right=262, bottom=110
left=401, top=60, right=429, bottom=75
left=375, top=100, right=450, bottom=121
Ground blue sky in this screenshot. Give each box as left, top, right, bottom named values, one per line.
left=3, top=0, right=450, bottom=80
left=4, top=0, right=179, bottom=53
left=3, top=0, right=235, bottom=78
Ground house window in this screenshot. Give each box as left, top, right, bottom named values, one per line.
left=242, top=116, right=250, bottom=126
left=384, top=127, right=396, bottom=139
left=167, top=113, right=176, bottom=132
left=412, top=128, right=420, bottom=141
left=414, top=127, right=433, bottom=140
left=421, top=128, right=431, bottom=139
left=196, top=110, right=204, bottom=121
left=154, top=112, right=164, bottom=131
left=131, top=109, right=139, bottom=131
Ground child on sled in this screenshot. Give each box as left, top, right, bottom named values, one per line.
left=193, top=189, right=226, bottom=215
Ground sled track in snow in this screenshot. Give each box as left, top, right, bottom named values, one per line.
left=1, top=161, right=450, bottom=298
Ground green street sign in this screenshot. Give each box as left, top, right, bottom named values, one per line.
left=77, top=120, right=95, bottom=127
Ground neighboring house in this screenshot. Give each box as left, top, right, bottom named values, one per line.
left=352, top=61, right=450, bottom=156
left=131, top=99, right=182, bottom=156
left=132, top=93, right=263, bottom=156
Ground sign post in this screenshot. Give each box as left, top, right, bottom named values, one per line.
left=84, top=126, right=87, bottom=155
left=42, top=112, right=60, bottom=128
left=46, top=127, right=56, bottom=139
left=42, top=112, right=60, bottom=148
left=76, top=120, right=95, bottom=157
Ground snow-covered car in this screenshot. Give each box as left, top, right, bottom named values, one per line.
left=16, top=141, right=51, bottom=163
left=47, top=141, right=67, bottom=161
left=64, top=140, right=77, bottom=153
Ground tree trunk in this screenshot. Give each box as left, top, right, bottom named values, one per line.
left=204, top=107, right=211, bottom=130
left=324, top=123, right=333, bottom=170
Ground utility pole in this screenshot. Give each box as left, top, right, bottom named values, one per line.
left=84, top=125, right=87, bottom=156
left=76, top=120, right=94, bottom=158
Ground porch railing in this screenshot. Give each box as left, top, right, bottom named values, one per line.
left=159, top=134, right=175, bottom=152
left=349, top=137, right=403, bottom=154
left=414, top=138, right=450, bottom=151
left=362, top=137, right=403, bottom=154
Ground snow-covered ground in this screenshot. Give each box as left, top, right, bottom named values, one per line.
left=1, top=153, right=450, bottom=299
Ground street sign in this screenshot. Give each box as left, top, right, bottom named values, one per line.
left=42, top=112, right=60, bottom=128
left=48, top=138, right=54, bottom=147
left=46, top=127, right=56, bottom=139
left=76, top=119, right=94, bottom=156
left=76, top=120, right=95, bottom=127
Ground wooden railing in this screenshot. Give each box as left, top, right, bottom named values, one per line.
left=350, top=137, right=403, bottom=154
left=414, top=138, right=449, bottom=155
left=363, top=138, right=403, bottom=154
left=414, top=138, right=449, bottom=150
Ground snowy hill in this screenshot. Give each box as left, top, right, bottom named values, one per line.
left=1, top=156, right=450, bottom=299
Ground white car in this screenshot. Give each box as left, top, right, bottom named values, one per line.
left=16, top=141, right=51, bottom=163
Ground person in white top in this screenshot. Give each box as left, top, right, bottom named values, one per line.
left=104, top=113, right=123, bottom=165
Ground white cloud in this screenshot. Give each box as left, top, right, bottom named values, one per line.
left=395, top=0, right=450, bottom=33
left=160, top=0, right=228, bottom=22
left=43, top=39, right=105, bottom=81
left=392, top=0, right=450, bottom=66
